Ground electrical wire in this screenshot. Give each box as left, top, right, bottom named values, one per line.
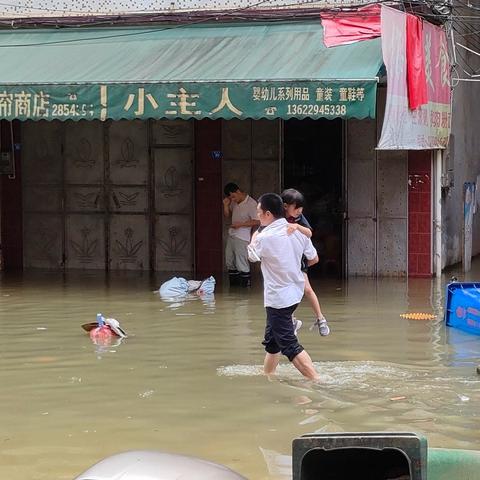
left=451, top=30, right=480, bottom=77
left=0, top=0, right=475, bottom=54
left=0, top=0, right=298, bottom=46
left=0, top=0, right=268, bottom=16
left=0, top=0, right=395, bottom=16
left=0, top=0, right=319, bottom=18
left=0, top=0, right=420, bottom=46
left=452, top=26, right=480, bottom=35
left=452, top=19, right=480, bottom=50
left=454, top=28, right=478, bottom=66
left=455, top=45, right=478, bottom=74
left=452, top=0, right=480, bottom=12
left=452, top=19, right=480, bottom=58
left=0, top=0, right=428, bottom=19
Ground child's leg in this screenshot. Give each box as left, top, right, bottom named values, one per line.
left=304, top=274, right=330, bottom=336
left=303, top=273, right=324, bottom=319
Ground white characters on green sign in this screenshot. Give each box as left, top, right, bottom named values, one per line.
left=0, top=90, right=49, bottom=118
left=14, top=91, right=32, bottom=116
left=211, top=87, right=242, bottom=115
left=33, top=91, right=50, bottom=117
left=124, top=87, right=159, bottom=116
left=0, top=92, right=13, bottom=116
left=253, top=86, right=309, bottom=102
left=166, top=87, right=201, bottom=115
left=338, top=87, right=365, bottom=102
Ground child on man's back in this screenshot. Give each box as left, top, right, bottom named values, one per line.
left=281, top=188, right=330, bottom=336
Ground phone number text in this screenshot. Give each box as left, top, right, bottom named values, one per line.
left=287, top=104, right=347, bottom=116
left=51, top=103, right=94, bottom=117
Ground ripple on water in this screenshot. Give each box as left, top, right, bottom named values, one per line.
left=217, top=360, right=480, bottom=421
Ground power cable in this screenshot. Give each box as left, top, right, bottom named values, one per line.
left=0, top=0, right=293, bottom=46
left=0, top=0, right=409, bottom=16
left=451, top=18, right=480, bottom=54
left=0, top=0, right=428, bottom=19
left=452, top=0, right=480, bottom=12
left=0, top=0, right=418, bottom=44
left=452, top=36, right=480, bottom=75
left=0, top=0, right=269, bottom=16
left=0, top=0, right=311, bottom=17
left=452, top=19, right=480, bottom=46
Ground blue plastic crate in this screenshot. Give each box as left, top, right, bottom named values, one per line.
left=445, top=282, right=480, bottom=336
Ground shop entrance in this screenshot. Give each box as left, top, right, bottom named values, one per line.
left=283, top=118, right=344, bottom=277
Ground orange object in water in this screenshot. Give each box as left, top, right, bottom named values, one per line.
left=400, top=312, right=436, bottom=320
left=89, top=325, right=114, bottom=341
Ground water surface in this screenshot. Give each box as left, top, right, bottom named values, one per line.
left=1, top=266, right=479, bottom=479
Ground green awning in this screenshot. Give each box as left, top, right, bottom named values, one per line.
left=0, top=22, right=383, bottom=121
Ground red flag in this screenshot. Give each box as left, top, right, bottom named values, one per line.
left=320, top=4, right=381, bottom=48
left=406, top=14, right=428, bottom=109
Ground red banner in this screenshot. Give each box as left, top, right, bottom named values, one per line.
left=406, top=14, right=428, bottom=109
left=321, top=4, right=381, bottom=48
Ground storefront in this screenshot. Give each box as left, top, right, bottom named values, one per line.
left=0, top=20, right=386, bottom=275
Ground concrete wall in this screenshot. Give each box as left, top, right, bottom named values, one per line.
left=443, top=47, right=480, bottom=268
left=346, top=87, right=408, bottom=277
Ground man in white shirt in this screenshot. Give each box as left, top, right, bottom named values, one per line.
left=223, top=183, right=260, bottom=287
left=248, top=193, right=320, bottom=381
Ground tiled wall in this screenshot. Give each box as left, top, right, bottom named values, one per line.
left=408, top=151, right=432, bottom=277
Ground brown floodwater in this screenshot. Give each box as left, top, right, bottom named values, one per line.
left=1, top=262, right=479, bottom=480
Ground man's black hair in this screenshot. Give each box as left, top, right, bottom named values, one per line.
left=281, top=188, right=305, bottom=208
left=258, top=193, right=285, bottom=219
left=224, top=183, right=240, bottom=196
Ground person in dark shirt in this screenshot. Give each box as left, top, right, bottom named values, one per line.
left=281, top=188, right=330, bottom=336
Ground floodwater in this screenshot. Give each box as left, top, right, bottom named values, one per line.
left=1, top=262, right=479, bottom=480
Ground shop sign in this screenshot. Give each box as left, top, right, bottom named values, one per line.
left=0, top=81, right=377, bottom=121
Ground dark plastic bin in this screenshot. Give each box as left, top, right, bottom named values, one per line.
left=292, top=432, right=427, bottom=480
left=445, top=282, right=480, bottom=336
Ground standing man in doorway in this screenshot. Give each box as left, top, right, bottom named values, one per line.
left=248, top=193, right=320, bottom=381
left=223, top=182, right=260, bottom=287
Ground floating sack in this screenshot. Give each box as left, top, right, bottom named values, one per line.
left=400, top=313, right=436, bottom=320
left=187, top=280, right=202, bottom=292
left=198, top=276, right=216, bottom=295
left=159, top=277, right=190, bottom=297
left=159, top=276, right=216, bottom=298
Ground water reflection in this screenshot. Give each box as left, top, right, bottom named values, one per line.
left=90, top=335, right=126, bottom=359
left=0, top=265, right=479, bottom=480
left=160, top=292, right=216, bottom=314
left=260, top=447, right=291, bottom=479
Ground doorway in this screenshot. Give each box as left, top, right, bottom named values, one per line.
left=283, top=118, right=344, bottom=277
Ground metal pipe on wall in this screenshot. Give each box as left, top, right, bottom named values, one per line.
left=434, top=149, right=443, bottom=277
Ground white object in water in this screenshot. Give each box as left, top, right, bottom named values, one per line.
left=104, top=318, right=128, bottom=338
left=159, top=276, right=216, bottom=298
left=73, top=450, right=247, bottom=479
